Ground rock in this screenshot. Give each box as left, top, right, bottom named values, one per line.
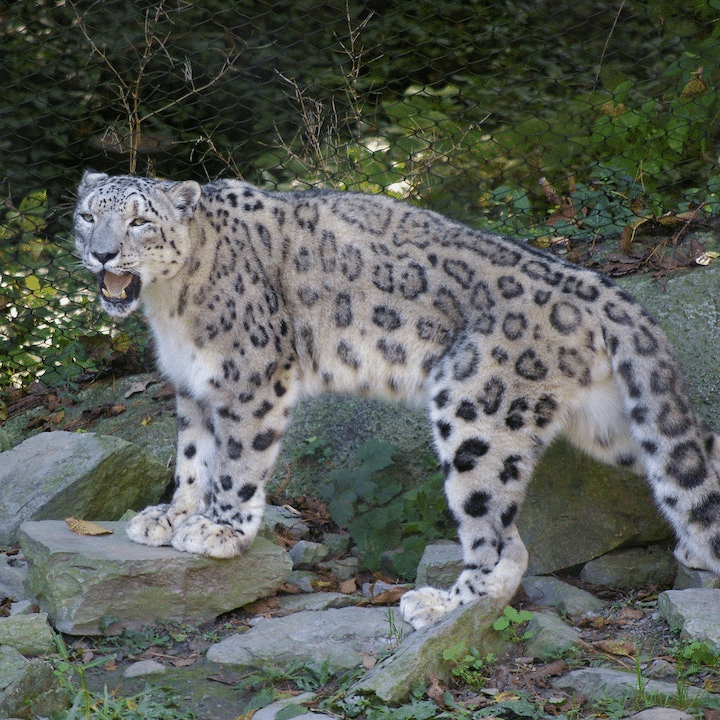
left=318, top=556, right=359, bottom=580
left=522, top=576, right=606, bottom=616
left=286, top=570, right=318, bottom=592
left=0, top=645, right=68, bottom=719
left=554, top=667, right=714, bottom=704
left=0, top=431, right=171, bottom=545
left=19, top=520, right=292, bottom=634
left=9, top=600, right=36, bottom=616
left=624, top=709, right=694, bottom=720
left=2, top=374, right=177, bottom=465
left=0, top=553, right=28, bottom=602
left=322, top=533, right=351, bottom=556
left=123, top=659, right=167, bottom=678
left=524, top=611, right=586, bottom=660
left=414, top=541, right=463, bottom=588
left=275, top=592, right=361, bottom=614
left=580, top=546, right=677, bottom=588
left=520, top=440, right=671, bottom=575
left=351, top=599, right=508, bottom=704
left=625, top=261, right=720, bottom=430
left=674, top=565, right=720, bottom=590
left=643, top=658, right=676, bottom=681
left=0, top=613, right=55, bottom=656
left=262, top=504, right=310, bottom=541
left=274, top=394, right=433, bottom=500
left=207, top=606, right=411, bottom=672
left=657, top=589, right=720, bottom=650
left=252, top=692, right=331, bottom=720
left=289, top=540, right=329, bottom=568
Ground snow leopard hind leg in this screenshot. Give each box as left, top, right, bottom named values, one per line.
left=400, top=349, right=573, bottom=630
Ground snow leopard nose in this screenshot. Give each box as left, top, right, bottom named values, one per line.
left=92, top=250, right=119, bottom=265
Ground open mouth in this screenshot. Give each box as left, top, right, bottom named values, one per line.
left=96, top=270, right=142, bottom=308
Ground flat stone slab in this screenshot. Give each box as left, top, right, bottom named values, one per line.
left=554, top=667, right=715, bottom=704
left=206, top=606, right=413, bottom=672
left=19, top=520, right=292, bottom=635
left=0, top=431, right=170, bottom=545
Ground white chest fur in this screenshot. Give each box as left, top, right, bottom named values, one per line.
left=142, top=287, right=222, bottom=399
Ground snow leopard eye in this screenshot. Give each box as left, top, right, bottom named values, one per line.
left=129, top=217, right=150, bottom=227
left=79, top=213, right=93, bottom=223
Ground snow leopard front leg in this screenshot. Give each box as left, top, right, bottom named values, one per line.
left=126, top=392, right=215, bottom=547
left=168, top=366, right=298, bottom=558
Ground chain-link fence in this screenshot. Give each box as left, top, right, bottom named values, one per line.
left=2, top=0, right=719, bottom=394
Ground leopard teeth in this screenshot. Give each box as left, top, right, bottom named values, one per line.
left=101, top=286, right=127, bottom=300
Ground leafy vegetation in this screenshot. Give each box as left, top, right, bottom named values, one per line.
left=1, top=0, right=719, bottom=388
left=492, top=606, right=534, bottom=643
left=442, top=643, right=497, bottom=690
left=316, top=439, right=452, bottom=579
left=53, top=633, right=196, bottom=720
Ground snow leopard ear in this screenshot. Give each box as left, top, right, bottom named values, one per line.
left=78, top=171, right=109, bottom=195
left=166, top=181, right=201, bottom=219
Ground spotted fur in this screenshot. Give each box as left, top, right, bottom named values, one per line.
left=74, top=172, right=720, bottom=628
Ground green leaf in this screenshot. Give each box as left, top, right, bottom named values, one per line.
left=25, top=275, right=41, bottom=292
left=18, top=189, right=47, bottom=215
left=276, top=705, right=308, bottom=719
left=493, top=616, right=510, bottom=631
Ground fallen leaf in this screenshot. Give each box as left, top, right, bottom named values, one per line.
left=141, top=414, right=153, bottom=426
left=492, top=691, right=521, bottom=703
left=370, top=586, right=408, bottom=605
left=339, top=577, right=357, bottom=594
left=311, top=579, right=335, bottom=592
left=124, top=379, right=156, bottom=398
left=696, top=250, right=719, bottom=266
left=65, top=517, right=113, bottom=536
left=426, top=674, right=447, bottom=708
left=525, top=659, right=567, bottom=683
left=594, top=639, right=636, bottom=657
left=615, top=607, right=644, bottom=622
left=459, top=694, right=486, bottom=709
left=361, top=653, right=377, bottom=670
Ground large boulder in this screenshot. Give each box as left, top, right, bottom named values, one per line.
left=521, top=440, right=670, bottom=575
left=0, top=431, right=171, bottom=545
left=19, top=520, right=292, bottom=634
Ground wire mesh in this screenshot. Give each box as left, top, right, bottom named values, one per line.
left=1, top=0, right=719, bottom=393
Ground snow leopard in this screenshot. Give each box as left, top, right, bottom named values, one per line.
left=74, top=171, right=720, bottom=629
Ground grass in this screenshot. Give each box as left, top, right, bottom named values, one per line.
left=43, top=595, right=720, bottom=720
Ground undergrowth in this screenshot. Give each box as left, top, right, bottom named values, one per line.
left=45, top=602, right=720, bottom=719
left=312, top=438, right=452, bottom=579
